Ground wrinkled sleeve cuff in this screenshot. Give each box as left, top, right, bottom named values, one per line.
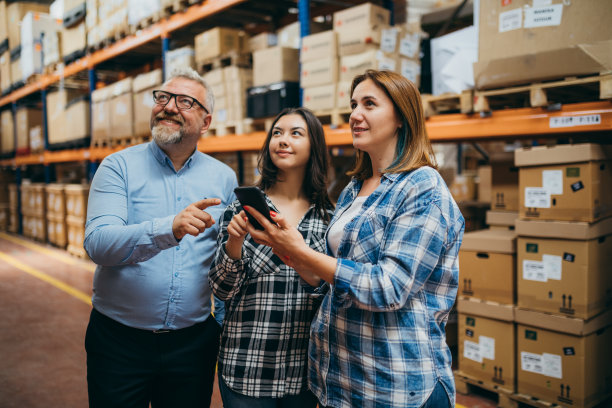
left=332, top=258, right=354, bottom=307
left=152, top=215, right=179, bottom=250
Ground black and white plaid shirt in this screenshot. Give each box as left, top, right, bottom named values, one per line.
left=209, top=196, right=333, bottom=398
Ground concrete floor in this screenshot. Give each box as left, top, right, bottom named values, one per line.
left=0, top=232, right=495, bottom=408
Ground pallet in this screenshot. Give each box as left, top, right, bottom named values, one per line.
left=111, top=135, right=150, bottom=147
left=473, top=73, right=612, bottom=113
left=422, top=91, right=473, bottom=117
left=162, top=0, right=201, bottom=15
left=129, top=11, right=163, bottom=34
left=198, top=51, right=252, bottom=74
left=311, top=108, right=352, bottom=127
left=91, top=138, right=111, bottom=148
left=455, top=371, right=515, bottom=408
left=63, top=48, right=86, bottom=66
left=67, top=244, right=88, bottom=259
left=43, top=61, right=63, bottom=75
left=242, top=117, right=276, bottom=134
left=207, top=119, right=256, bottom=137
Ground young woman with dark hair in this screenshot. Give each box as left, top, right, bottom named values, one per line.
left=209, top=107, right=334, bottom=408
left=244, top=70, right=465, bottom=408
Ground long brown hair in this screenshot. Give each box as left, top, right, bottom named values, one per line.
left=347, top=70, right=437, bottom=180
left=257, top=107, right=332, bottom=221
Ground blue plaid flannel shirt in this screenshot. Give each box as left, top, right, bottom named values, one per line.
left=309, top=166, right=464, bottom=408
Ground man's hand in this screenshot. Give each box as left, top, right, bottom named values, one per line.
left=172, top=198, right=221, bottom=240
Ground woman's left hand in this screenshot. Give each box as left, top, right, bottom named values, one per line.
left=243, top=206, right=306, bottom=266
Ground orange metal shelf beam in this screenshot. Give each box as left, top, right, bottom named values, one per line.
left=0, top=0, right=246, bottom=107
left=426, top=100, right=612, bottom=141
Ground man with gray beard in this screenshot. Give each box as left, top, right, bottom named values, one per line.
left=84, top=67, right=238, bottom=408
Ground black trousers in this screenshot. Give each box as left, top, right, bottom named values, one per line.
left=85, top=308, right=221, bottom=408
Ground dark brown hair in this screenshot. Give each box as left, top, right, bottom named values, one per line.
left=257, top=107, right=332, bottom=220
left=348, top=69, right=437, bottom=180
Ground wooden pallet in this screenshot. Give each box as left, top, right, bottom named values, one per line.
left=207, top=119, right=255, bottom=137
left=473, top=73, right=612, bottom=113
left=129, top=11, right=163, bottom=34
left=163, top=0, right=201, bottom=15
left=198, top=51, right=252, bottom=74
left=422, top=91, right=473, bottom=117
left=312, top=108, right=352, bottom=127
left=455, top=371, right=515, bottom=408
left=111, top=135, right=150, bottom=147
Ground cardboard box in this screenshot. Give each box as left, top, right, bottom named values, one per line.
left=194, top=27, right=243, bottom=64
left=46, top=88, right=84, bottom=145
left=516, top=144, right=612, bottom=223
left=109, top=78, right=134, bottom=140
left=8, top=184, right=18, bottom=209
left=0, top=108, right=14, bottom=154
left=339, top=49, right=396, bottom=82
left=133, top=87, right=154, bottom=137
left=165, top=46, right=195, bottom=75
left=65, top=184, right=89, bottom=220
left=300, top=57, right=338, bottom=88
left=333, top=2, right=390, bottom=32
left=517, top=227, right=612, bottom=320
left=475, top=0, right=612, bottom=89
left=248, top=32, right=276, bottom=53
left=300, top=30, right=337, bottom=62
left=303, top=84, right=337, bottom=112
left=0, top=1, right=7, bottom=46
left=66, top=214, right=85, bottom=255
left=91, top=86, right=112, bottom=142
left=486, top=210, right=518, bottom=228
left=380, top=26, right=421, bottom=59
left=431, top=25, right=477, bottom=95
left=477, top=165, right=492, bottom=203
left=516, top=321, right=612, bottom=407
left=458, top=311, right=516, bottom=393
left=491, top=159, right=519, bottom=212
left=65, top=97, right=89, bottom=141
left=16, top=107, right=42, bottom=153
left=46, top=212, right=67, bottom=247
left=62, top=22, right=86, bottom=58
left=459, top=228, right=517, bottom=305
left=45, top=183, right=66, bottom=216
left=516, top=217, right=612, bottom=242
left=0, top=50, right=10, bottom=93
left=276, top=21, right=327, bottom=49
left=252, top=46, right=299, bottom=87
left=336, top=80, right=352, bottom=110
left=10, top=52, right=21, bottom=87
left=133, top=68, right=162, bottom=92
left=42, top=30, right=61, bottom=66
left=29, top=125, right=42, bottom=152
left=7, top=2, right=49, bottom=50
left=337, top=26, right=386, bottom=56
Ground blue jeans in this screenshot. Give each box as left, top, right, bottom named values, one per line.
left=218, top=372, right=318, bottom=408
left=421, top=380, right=452, bottom=408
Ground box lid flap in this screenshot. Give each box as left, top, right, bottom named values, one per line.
left=461, top=228, right=517, bottom=253
left=515, top=308, right=612, bottom=336
left=486, top=210, right=518, bottom=227
left=515, top=143, right=612, bottom=167
left=516, top=217, right=612, bottom=240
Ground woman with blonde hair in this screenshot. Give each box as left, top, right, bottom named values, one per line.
left=243, top=70, right=464, bottom=408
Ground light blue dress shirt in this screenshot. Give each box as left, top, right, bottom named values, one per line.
left=84, top=142, right=238, bottom=330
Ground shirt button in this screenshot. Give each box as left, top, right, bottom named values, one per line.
left=177, top=197, right=181, bottom=201
left=176, top=247, right=180, bottom=251
left=170, top=298, right=175, bottom=302
left=166, top=322, right=171, bottom=327
left=174, top=273, right=179, bottom=277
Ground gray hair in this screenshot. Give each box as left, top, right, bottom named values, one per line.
left=163, top=67, right=214, bottom=114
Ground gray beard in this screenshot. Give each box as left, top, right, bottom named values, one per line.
left=152, top=124, right=183, bottom=145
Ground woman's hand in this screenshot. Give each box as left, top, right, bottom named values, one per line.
left=225, top=210, right=248, bottom=260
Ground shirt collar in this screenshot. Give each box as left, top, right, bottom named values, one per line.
left=148, top=141, right=198, bottom=170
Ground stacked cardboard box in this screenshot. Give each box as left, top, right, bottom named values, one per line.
left=46, top=88, right=89, bottom=149
left=0, top=109, right=14, bottom=157
left=241, top=152, right=259, bottom=186
left=19, top=11, right=62, bottom=82
left=513, top=143, right=612, bottom=407
left=194, top=27, right=245, bottom=69
left=91, top=86, right=112, bottom=146
left=64, top=184, right=89, bottom=258
left=20, top=182, right=47, bottom=241
left=15, top=106, right=42, bottom=155
left=45, top=183, right=67, bottom=248
left=300, top=30, right=338, bottom=112
left=0, top=171, right=13, bottom=230
left=7, top=183, right=18, bottom=233
left=457, top=226, right=517, bottom=393
left=203, top=66, right=252, bottom=128
left=86, top=0, right=127, bottom=48
left=109, top=78, right=134, bottom=143
left=165, top=46, right=195, bottom=76
left=132, top=69, right=162, bottom=138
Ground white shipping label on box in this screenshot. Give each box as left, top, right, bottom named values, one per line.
left=380, top=27, right=398, bottom=53
left=524, top=4, right=563, bottom=28
left=542, top=254, right=562, bottom=280
left=542, top=353, right=562, bottom=379
left=525, top=187, right=550, bottom=208
left=499, top=8, right=522, bottom=32
left=479, top=336, right=495, bottom=361
left=542, top=170, right=563, bottom=195
left=464, top=340, right=483, bottom=363
left=521, top=351, right=544, bottom=375
left=401, top=59, right=421, bottom=84
left=523, top=260, right=547, bottom=282
left=399, top=33, right=420, bottom=58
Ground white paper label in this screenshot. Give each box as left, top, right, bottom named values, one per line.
left=400, top=59, right=421, bottom=83
left=543, top=254, right=562, bottom=280
left=524, top=260, right=547, bottom=282
left=380, top=28, right=398, bottom=53
left=499, top=8, right=522, bottom=32
left=521, top=351, right=544, bottom=374
left=479, top=336, right=496, bottom=360
left=542, top=170, right=563, bottom=195
left=525, top=187, right=551, bottom=208
left=542, top=353, right=563, bottom=379
left=399, top=33, right=420, bottom=58
left=524, top=4, right=563, bottom=28
left=464, top=340, right=482, bottom=363
left=533, top=0, right=552, bottom=6
left=550, top=115, right=601, bottom=128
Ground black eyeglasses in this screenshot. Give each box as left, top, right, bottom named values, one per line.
left=152, top=90, right=209, bottom=114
